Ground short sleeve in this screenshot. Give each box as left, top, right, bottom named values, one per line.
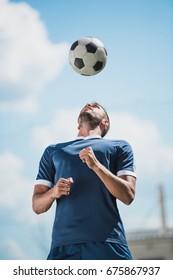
left=116, top=141, right=136, bottom=178
left=35, top=147, right=55, bottom=188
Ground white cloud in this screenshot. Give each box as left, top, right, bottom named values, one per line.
left=0, top=151, right=55, bottom=259
left=0, top=238, right=30, bottom=260
left=0, top=152, right=32, bottom=208
left=108, top=111, right=173, bottom=177
left=0, top=95, right=38, bottom=113
left=32, top=108, right=173, bottom=179
left=0, top=0, right=69, bottom=113
left=32, top=108, right=78, bottom=149
left=0, top=151, right=55, bottom=226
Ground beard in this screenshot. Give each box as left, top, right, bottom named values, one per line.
left=78, top=111, right=101, bottom=130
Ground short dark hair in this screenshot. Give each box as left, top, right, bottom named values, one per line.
left=90, top=102, right=110, bottom=137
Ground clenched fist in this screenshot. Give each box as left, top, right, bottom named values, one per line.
left=79, top=146, right=99, bottom=169
left=52, top=177, right=74, bottom=198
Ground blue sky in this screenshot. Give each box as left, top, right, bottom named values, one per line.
left=0, top=0, right=173, bottom=259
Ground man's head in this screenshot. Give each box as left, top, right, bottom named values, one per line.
left=77, top=102, right=110, bottom=137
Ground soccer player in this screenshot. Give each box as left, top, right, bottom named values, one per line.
left=32, top=102, right=136, bottom=260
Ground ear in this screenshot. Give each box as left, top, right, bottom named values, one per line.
left=100, top=119, right=109, bottom=127
left=99, top=119, right=109, bottom=134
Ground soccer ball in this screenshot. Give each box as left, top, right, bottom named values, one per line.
left=69, top=37, right=107, bottom=76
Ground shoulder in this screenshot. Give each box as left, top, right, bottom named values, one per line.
left=117, top=140, right=134, bottom=156
left=103, top=139, right=134, bottom=159
left=43, top=139, right=78, bottom=154
left=103, top=138, right=132, bottom=149
left=118, top=140, right=133, bottom=150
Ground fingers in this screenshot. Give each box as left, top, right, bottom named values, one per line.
left=68, top=177, right=74, bottom=184
left=58, top=184, right=71, bottom=196
left=58, top=178, right=72, bottom=195
left=54, top=177, right=74, bottom=198
left=79, top=147, right=92, bottom=162
left=79, top=147, right=98, bottom=169
left=59, top=177, right=73, bottom=186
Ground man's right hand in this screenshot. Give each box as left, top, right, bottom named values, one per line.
left=52, top=177, right=74, bottom=198
left=32, top=177, right=74, bottom=214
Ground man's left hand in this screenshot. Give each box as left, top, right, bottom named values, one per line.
left=79, top=146, right=99, bottom=169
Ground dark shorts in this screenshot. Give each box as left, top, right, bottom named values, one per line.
left=47, top=241, right=132, bottom=260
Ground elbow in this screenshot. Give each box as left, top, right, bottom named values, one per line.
left=32, top=202, right=45, bottom=215
left=32, top=207, right=46, bottom=215
left=33, top=209, right=41, bottom=215
left=124, top=184, right=136, bottom=205
left=32, top=205, right=42, bottom=215
left=32, top=194, right=46, bottom=214
left=32, top=198, right=39, bottom=214
left=124, top=192, right=135, bottom=205
left=32, top=203, right=50, bottom=214
left=124, top=197, right=134, bottom=205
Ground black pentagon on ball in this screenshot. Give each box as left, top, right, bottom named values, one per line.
left=86, top=42, right=97, bottom=53
left=93, top=61, right=103, bottom=71
left=70, top=40, right=78, bottom=50
left=74, top=58, right=84, bottom=69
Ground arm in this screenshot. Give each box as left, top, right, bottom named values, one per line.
left=79, top=147, right=136, bottom=205
left=32, top=177, right=74, bottom=214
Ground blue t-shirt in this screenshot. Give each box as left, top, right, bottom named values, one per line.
left=35, top=136, right=136, bottom=249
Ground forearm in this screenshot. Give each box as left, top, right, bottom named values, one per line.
left=79, top=146, right=136, bottom=204
left=32, top=178, right=73, bottom=214
left=92, top=162, right=135, bottom=205
left=32, top=188, right=55, bottom=214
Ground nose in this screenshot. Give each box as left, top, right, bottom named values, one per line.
left=82, top=103, right=92, bottom=112
left=85, top=103, right=91, bottom=108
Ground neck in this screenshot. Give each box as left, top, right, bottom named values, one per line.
left=77, top=126, right=102, bottom=137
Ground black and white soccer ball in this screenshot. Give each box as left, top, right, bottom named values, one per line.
left=69, top=37, right=107, bottom=76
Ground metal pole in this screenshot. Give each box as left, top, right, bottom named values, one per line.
left=158, top=185, right=166, bottom=233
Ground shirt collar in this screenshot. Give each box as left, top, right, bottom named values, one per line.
left=76, top=135, right=102, bottom=140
